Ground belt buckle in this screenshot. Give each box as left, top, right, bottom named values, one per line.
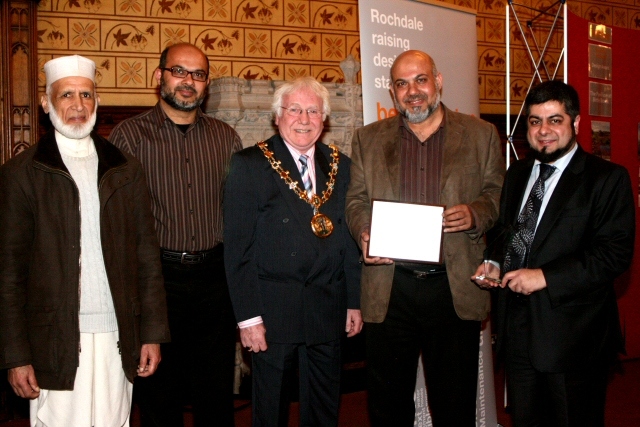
left=414, top=270, right=428, bottom=279
left=180, top=252, right=202, bottom=264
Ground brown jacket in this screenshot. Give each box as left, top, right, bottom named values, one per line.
left=0, top=130, right=170, bottom=390
left=345, top=108, right=505, bottom=322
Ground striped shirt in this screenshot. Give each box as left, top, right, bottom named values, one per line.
left=399, top=110, right=446, bottom=205
left=109, top=103, right=243, bottom=251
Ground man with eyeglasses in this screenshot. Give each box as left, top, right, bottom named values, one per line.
left=224, top=77, right=363, bottom=425
left=110, top=43, right=242, bottom=427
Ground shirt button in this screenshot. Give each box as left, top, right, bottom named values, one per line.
left=282, top=218, right=289, bottom=223
left=291, top=252, right=296, bottom=256
left=186, top=158, right=190, bottom=163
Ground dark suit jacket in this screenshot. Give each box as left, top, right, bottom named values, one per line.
left=224, top=134, right=361, bottom=345
left=346, top=107, right=505, bottom=322
left=493, top=145, right=634, bottom=372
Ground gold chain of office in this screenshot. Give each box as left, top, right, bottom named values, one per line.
left=256, top=140, right=339, bottom=238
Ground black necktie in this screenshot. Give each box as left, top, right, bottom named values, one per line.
left=503, top=163, right=556, bottom=273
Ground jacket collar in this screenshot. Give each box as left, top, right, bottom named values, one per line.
left=380, top=115, right=403, bottom=199
left=530, top=144, right=587, bottom=252
left=33, top=128, right=128, bottom=181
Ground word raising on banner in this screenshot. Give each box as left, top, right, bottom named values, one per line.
left=360, top=5, right=424, bottom=123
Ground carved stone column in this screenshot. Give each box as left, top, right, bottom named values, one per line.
left=1, top=0, right=40, bottom=165
left=207, top=77, right=277, bottom=146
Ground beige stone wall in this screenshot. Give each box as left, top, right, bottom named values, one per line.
left=36, top=0, right=640, bottom=113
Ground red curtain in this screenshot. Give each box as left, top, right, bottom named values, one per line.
left=568, top=11, right=640, bottom=359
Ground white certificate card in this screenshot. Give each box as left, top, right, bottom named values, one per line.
left=367, top=200, right=444, bottom=263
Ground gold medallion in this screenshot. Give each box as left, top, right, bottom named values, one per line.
left=311, top=213, right=334, bottom=238
left=257, top=140, right=340, bottom=238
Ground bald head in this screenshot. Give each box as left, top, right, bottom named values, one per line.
left=390, top=50, right=438, bottom=82
left=159, top=43, right=209, bottom=73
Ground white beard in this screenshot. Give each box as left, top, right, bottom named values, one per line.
left=48, top=98, right=97, bottom=139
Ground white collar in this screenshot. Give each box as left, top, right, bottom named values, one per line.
left=533, top=141, right=578, bottom=174
left=55, top=130, right=95, bottom=158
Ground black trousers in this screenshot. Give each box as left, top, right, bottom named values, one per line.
left=505, top=300, right=609, bottom=427
left=136, top=247, right=237, bottom=427
left=366, top=269, right=481, bottom=426
left=251, top=340, right=342, bottom=427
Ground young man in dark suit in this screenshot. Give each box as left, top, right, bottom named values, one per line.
left=474, top=80, right=635, bottom=426
left=224, top=77, right=362, bottom=426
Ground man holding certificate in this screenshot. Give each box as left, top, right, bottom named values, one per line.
left=345, top=50, right=505, bottom=425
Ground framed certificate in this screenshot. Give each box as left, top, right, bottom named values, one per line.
left=367, top=199, right=445, bottom=264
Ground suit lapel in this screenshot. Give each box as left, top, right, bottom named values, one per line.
left=313, top=142, right=342, bottom=220
left=507, top=159, right=535, bottom=226
left=268, top=136, right=316, bottom=230
left=381, top=116, right=402, bottom=200
left=441, top=108, right=464, bottom=193
left=530, top=147, right=586, bottom=253
left=314, top=142, right=331, bottom=196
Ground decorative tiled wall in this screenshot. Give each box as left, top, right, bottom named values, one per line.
left=37, top=0, right=640, bottom=113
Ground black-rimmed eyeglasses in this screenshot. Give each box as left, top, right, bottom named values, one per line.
left=160, top=66, right=208, bottom=82
left=280, top=106, right=323, bottom=119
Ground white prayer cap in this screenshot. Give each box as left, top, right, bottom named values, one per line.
left=44, top=55, right=95, bottom=89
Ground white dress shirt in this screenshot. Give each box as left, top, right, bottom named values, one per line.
left=486, top=142, right=578, bottom=270
left=519, top=142, right=578, bottom=231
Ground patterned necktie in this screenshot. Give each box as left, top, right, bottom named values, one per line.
left=299, top=154, right=313, bottom=198
left=503, top=163, right=556, bottom=273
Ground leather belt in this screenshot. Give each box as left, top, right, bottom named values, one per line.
left=395, top=264, right=447, bottom=279
left=161, top=246, right=222, bottom=265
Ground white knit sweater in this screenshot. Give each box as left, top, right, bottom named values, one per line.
left=56, top=131, right=117, bottom=333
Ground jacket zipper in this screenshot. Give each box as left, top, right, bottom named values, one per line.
left=33, top=164, right=83, bottom=355
left=35, top=160, right=129, bottom=358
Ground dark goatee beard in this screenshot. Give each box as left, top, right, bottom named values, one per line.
left=160, top=78, right=205, bottom=112
left=532, top=137, right=577, bottom=163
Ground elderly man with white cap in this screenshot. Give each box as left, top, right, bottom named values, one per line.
left=0, top=55, right=170, bottom=427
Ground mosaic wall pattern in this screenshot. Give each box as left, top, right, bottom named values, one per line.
left=36, top=0, right=640, bottom=111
